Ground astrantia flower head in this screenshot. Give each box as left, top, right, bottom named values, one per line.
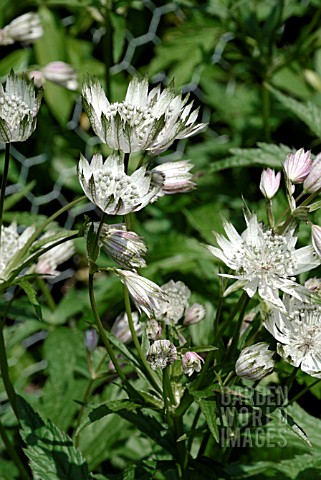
left=183, top=303, right=206, bottom=326
left=115, top=269, right=167, bottom=318
left=82, top=75, right=206, bottom=154
left=235, top=342, right=275, bottom=381
left=0, top=71, right=42, bottom=143
left=283, top=148, right=312, bottom=184
left=145, top=319, right=162, bottom=340
left=182, top=351, right=204, bottom=377
left=264, top=296, right=321, bottom=378
left=0, top=12, right=43, bottom=45
left=78, top=153, right=161, bottom=215
left=259, top=168, right=281, bottom=199
left=0, top=222, right=35, bottom=282
left=94, top=223, right=147, bottom=269
left=111, top=311, right=142, bottom=344
left=146, top=339, right=177, bottom=370
left=207, top=213, right=320, bottom=310
left=150, top=160, right=195, bottom=202
left=154, top=280, right=191, bottom=324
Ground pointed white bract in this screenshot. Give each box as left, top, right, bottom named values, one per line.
left=264, top=295, right=321, bottom=378
left=82, top=75, right=206, bottom=154
left=235, top=342, right=275, bottom=381
left=0, top=12, right=43, bottom=45
left=0, top=222, right=35, bottom=282
left=283, top=148, right=312, bottom=184
left=154, top=280, right=191, bottom=324
left=78, top=153, right=161, bottom=215
left=207, top=214, right=320, bottom=310
left=259, top=168, right=281, bottom=199
left=182, top=351, right=204, bottom=376
left=151, top=160, right=195, bottom=201
left=146, top=339, right=177, bottom=370
left=0, top=71, right=42, bottom=143
left=111, top=311, right=142, bottom=344
left=312, top=225, right=321, bottom=258
left=115, top=269, right=166, bottom=318
left=145, top=319, right=162, bottom=340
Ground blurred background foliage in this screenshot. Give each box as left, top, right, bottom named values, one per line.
left=3, top=0, right=321, bottom=478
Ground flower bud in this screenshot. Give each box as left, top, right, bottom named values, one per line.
left=151, top=160, right=195, bottom=201
left=42, top=61, right=78, bottom=91
left=283, top=148, right=312, bottom=184
left=97, top=223, right=147, bottom=270
left=235, top=342, right=275, bottom=381
left=259, top=168, right=281, bottom=199
left=0, top=12, right=43, bottom=45
left=146, top=339, right=177, bottom=370
left=84, top=329, right=99, bottom=353
left=305, top=277, right=321, bottom=292
left=182, top=351, right=204, bottom=376
left=304, top=153, right=321, bottom=193
left=183, top=303, right=206, bottom=325
left=312, top=225, right=321, bottom=257
left=115, top=269, right=166, bottom=318
left=111, top=311, right=141, bottom=344
left=145, top=319, right=162, bottom=340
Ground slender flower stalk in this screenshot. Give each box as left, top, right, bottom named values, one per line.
left=0, top=143, right=10, bottom=245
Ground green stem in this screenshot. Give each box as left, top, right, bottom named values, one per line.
left=104, top=2, right=113, bottom=100
left=123, top=284, right=162, bottom=392
left=227, top=292, right=250, bottom=358
left=0, top=143, right=11, bottom=245
left=0, top=420, right=31, bottom=480
left=286, top=378, right=321, bottom=407
left=0, top=322, right=18, bottom=419
left=266, top=199, right=274, bottom=229
left=284, top=366, right=300, bottom=391
left=37, top=278, right=56, bottom=311
left=262, top=83, right=271, bottom=142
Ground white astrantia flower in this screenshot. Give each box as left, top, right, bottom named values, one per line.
left=207, top=214, right=320, bottom=310
left=0, top=12, right=43, bottom=45
left=115, top=269, right=167, bottom=318
left=35, top=232, right=75, bottom=276
left=150, top=160, right=195, bottom=202
left=82, top=75, right=206, bottom=154
left=78, top=153, right=161, bottom=215
left=94, top=223, right=147, bottom=269
left=154, top=280, right=191, bottom=324
left=146, top=339, right=177, bottom=370
left=264, top=295, right=321, bottom=378
left=0, top=71, right=42, bottom=143
left=111, top=311, right=142, bottom=344
left=182, top=351, right=204, bottom=376
left=0, top=222, right=35, bottom=282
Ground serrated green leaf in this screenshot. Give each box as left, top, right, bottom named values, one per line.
left=16, top=280, right=42, bottom=320
left=265, top=408, right=311, bottom=447
left=17, top=396, right=90, bottom=480
left=268, top=84, right=321, bottom=137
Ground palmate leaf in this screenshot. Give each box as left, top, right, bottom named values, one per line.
left=268, top=84, right=321, bottom=137
left=17, top=396, right=90, bottom=480
left=209, top=142, right=290, bottom=172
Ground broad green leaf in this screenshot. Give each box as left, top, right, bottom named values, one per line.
left=0, top=459, right=19, bottom=480
left=17, top=396, right=90, bottom=480
left=265, top=408, right=311, bottom=447
left=268, top=85, right=321, bottom=138
left=110, top=13, right=126, bottom=63
left=196, top=398, right=219, bottom=443
left=16, top=280, right=42, bottom=320
left=0, top=50, right=31, bottom=78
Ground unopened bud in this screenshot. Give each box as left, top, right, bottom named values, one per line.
left=304, top=153, right=321, bottom=193
left=42, top=61, right=78, bottom=91
left=182, top=351, right=204, bottom=376
left=111, top=311, right=141, bottom=344
left=283, top=148, right=312, bottom=184
left=259, top=168, right=281, bottom=199
left=235, top=342, right=275, bottom=381
left=145, top=319, right=162, bottom=340
left=84, top=329, right=99, bottom=353
left=183, top=303, right=206, bottom=325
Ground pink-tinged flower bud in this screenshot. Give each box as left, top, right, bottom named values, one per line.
left=304, top=153, right=321, bottom=193
left=259, top=168, right=281, bottom=199
left=183, top=303, right=206, bottom=326
left=0, top=12, right=43, bottom=45
left=145, top=319, right=162, bottom=340
left=115, top=269, right=167, bottom=318
left=312, top=225, right=321, bottom=257
left=146, top=339, right=177, bottom=370
left=182, top=351, right=204, bottom=376
left=84, top=329, right=99, bottom=353
left=42, top=61, right=78, bottom=91
left=111, top=311, right=141, bottom=344
left=151, top=160, right=195, bottom=201
left=235, top=342, right=275, bottom=381
left=283, top=148, right=312, bottom=184
left=305, top=277, right=321, bottom=292
left=28, top=70, right=44, bottom=88
left=98, top=223, right=147, bottom=270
